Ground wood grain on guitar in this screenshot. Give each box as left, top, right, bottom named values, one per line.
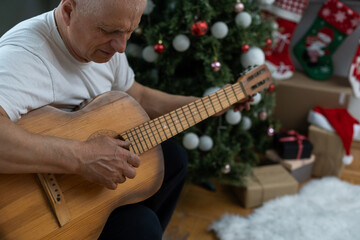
left=0, top=64, right=272, bottom=240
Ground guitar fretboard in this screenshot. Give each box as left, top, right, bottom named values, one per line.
left=120, top=83, right=245, bottom=154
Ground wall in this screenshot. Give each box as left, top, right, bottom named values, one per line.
left=291, top=0, right=360, bottom=78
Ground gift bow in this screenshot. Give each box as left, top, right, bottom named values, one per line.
left=279, top=130, right=307, bottom=159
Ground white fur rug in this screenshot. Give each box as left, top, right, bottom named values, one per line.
left=209, top=177, right=360, bottom=240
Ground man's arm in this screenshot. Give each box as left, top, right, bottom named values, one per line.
left=126, top=81, right=198, bottom=119
left=0, top=106, right=140, bottom=189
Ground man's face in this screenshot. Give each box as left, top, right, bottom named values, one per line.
left=66, top=0, right=145, bottom=63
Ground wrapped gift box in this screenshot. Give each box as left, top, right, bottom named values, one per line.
left=233, top=165, right=298, bottom=208
left=274, top=132, right=313, bottom=159
left=308, top=125, right=345, bottom=177
left=265, top=149, right=315, bottom=182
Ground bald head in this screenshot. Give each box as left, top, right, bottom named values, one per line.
left=74, top=0, right=146, bottom=17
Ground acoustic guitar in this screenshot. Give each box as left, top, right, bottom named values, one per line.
left=0, top=64, right=272, bottom=239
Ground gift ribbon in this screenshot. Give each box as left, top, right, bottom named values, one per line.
left=278, top=130, right=307, bottom=159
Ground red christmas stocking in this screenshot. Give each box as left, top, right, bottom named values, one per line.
left=261, top=0, right=309, bottom=80
left=349, top=40, right=360, bottom=98
left=293, top=0, right=360, bottom=81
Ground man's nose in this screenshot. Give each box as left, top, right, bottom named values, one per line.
left=110, top=36, right=127, bottom=53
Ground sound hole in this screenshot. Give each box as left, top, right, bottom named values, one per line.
left=87, top=129, right=124, bottom=140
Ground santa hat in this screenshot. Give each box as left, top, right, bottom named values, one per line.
left=317, top=27, right=333, bottom=44
left=308, top=106, right=359, bottom=165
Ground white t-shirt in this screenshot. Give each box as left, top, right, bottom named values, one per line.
left=0, top=10, right=135, bottom=122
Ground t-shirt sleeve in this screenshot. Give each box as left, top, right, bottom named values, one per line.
left=0, top=45, right=54, bottom=122
left=111, top=53, right=135, bottom=92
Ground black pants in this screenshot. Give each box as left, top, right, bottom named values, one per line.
left=98, top=139, right=188, bottom=240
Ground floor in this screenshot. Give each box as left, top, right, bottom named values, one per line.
left=163, top=149, right=360, bottom=240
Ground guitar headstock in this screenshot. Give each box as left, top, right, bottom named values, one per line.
left=236, top=64, right=273, bottom=97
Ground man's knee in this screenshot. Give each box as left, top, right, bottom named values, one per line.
left=99, top=204, right=162, bottom=240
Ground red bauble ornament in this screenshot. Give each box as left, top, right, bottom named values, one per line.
left=267, top=84, right=275, bottom=93
left=211, top=60, right=221, bottom=72
left=154, top=40, right=164, bottom=54
left=265, top=38, right=272, bottom=47
left=234, top=1, right=245, bottom=13
left=241, top=44, right=250, bottom=53
left=191, top=20, right=209, bottom=36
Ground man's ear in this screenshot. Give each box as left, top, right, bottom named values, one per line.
left=61, top=0, right=76, bottom=26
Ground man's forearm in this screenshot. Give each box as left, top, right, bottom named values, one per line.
left=0, top=116, right=80, bottom=174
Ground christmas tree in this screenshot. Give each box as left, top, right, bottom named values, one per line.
left=126, top=0, right=279, bottom=186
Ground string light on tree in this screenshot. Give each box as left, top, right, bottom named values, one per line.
left=211, top=59, right=221, bottom=72
left=240, top=46, right=265, bottom=68
left=234, top=0, right=245, bottom=13
left=191, top=20, right=209, bottom=36
left=153, top=40, right=164, bottom=54
left=198, top=135, right=214, bottom=151
left=235, top=12, right=252, bottom=28
left=267, top=125, right=275, bottom=136
left=226, top=109, right=242, bottom=125
left=182, top=132, right=200, bottom=150
left=172, top=34, right=190, bottom=52
left=222, top=164, right=231, bottom=174
left=211, top=21, right=229, bottom=39
left=142, top=45, right=158, bottom=62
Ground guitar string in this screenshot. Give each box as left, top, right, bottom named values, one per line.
left=123, top=84, right=246, bottom=152
left=125, top=84, right=245, bottom=152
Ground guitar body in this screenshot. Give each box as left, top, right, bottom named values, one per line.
left=0, top=91, right=164, bottom=240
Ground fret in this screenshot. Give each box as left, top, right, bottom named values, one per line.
left=166, top=113, right=180, bottom=135
left=230, top=85, right=240, bottom=102
left=137, top=125, right=149, bottom=151
left=150, top=119, right=164, bottom=143
left=180, top=107, right=192, bottom=127
left=163, top=114, right=175, bottom=137
left=200, top=98, right=210, bottom=118
left=187, top=104, right=197, bottom=125
left=133, top=128, right=145, bottom=153
left=127, top=129, right=141, bottom=154
left=207, top=95, right=217, bottom=113
left=193, top=100, right=204, bottom=121
left=170, top=111, right=183, bottom=132
left=223, top=89, right=232, bottom=106
left=215, top=91, right=224, bottom=109
left=157, top=117, right=169, bottom=140
left=174, top=109, right=186, bottom=130
left=145, top=121, right=159, bottom=146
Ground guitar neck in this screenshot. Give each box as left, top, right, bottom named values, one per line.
left=120, top=83, right=245, bottom=155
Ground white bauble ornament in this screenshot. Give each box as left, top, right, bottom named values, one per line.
left=235, top=12, right=252, bottom=28
left=142, top=45, right=158, bottom=62
left=250, top=92, right=262, bottom=105
left=203, top=86, right=221, bottom=96
left=211, top=22, right=229, bottom=39
left=172, top=34, right=190, bottom=52
left=126, top=43, right=142, bottom=58
left=182, top=132, right=200, bottom=150
left=143, top=0, right=155, bottom=15
left=257, top=0, right=275, bottom=5
left=225, top=109, right=242, bottom=125
left=240, top=46, right=265, bottom=68
left=198, top=135, right=214, bottom=151
left=240, top=116, right=252, bottom=130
